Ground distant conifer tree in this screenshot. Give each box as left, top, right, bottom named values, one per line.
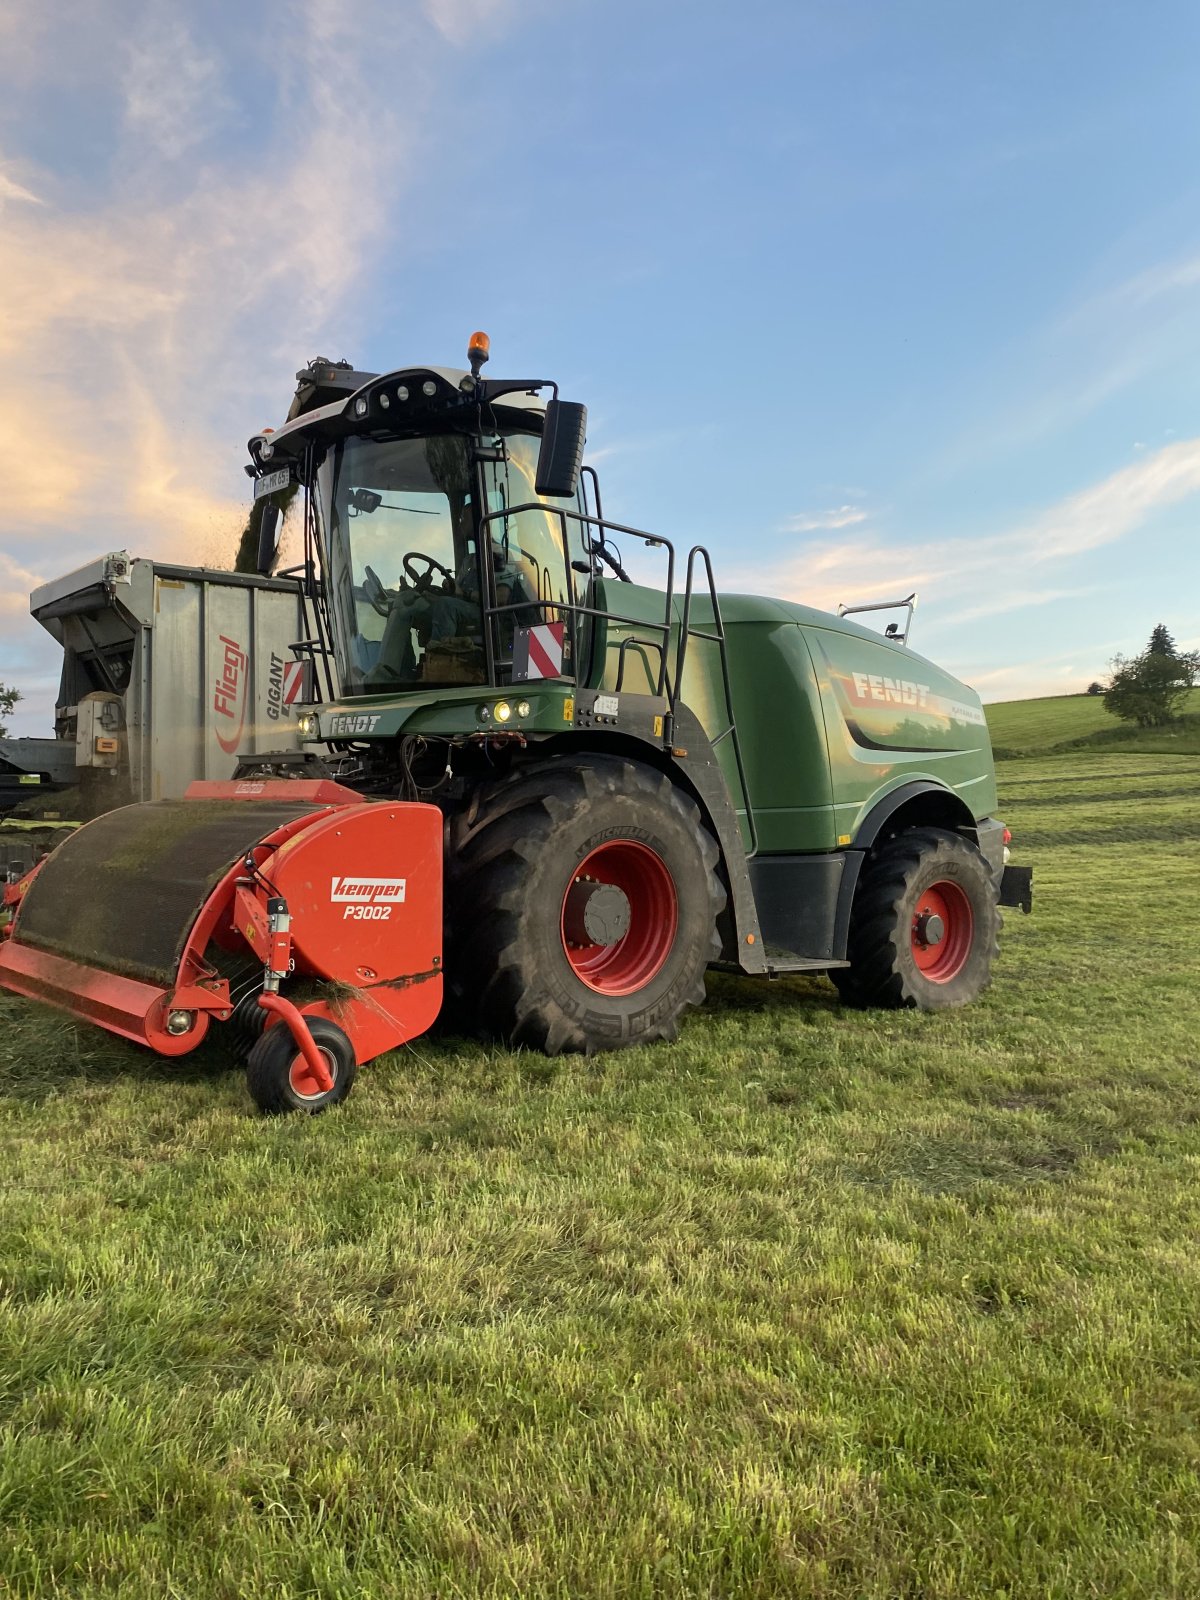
left=1104, top=641, right=1198, bottom=727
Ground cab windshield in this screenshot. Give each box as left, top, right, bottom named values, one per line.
left=319, top=433, right=486, bottom=692
left=315, top=426, right=590, bottom=698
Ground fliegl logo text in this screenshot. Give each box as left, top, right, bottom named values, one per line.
left=849, top=671, right=931, bottom=708
left=213, top=635, right=248, bottom=755
left=330, top=876, right=406, bottom=921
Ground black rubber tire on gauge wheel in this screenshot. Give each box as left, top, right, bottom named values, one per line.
left=245, top=1017, right=358, bottom=1114
left=831, top=826, right=1000, bottom=1011
left=445, top=755, right=726, bottom=1054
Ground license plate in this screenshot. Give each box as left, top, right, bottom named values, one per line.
left=253, top=467, right=290, bottom=500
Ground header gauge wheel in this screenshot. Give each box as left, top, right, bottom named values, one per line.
left=832, top=826, right=1000, bottom=1011
left=246, top=1018, right=357, bottom=1114
left=446, top=756, right=726, bottom=1054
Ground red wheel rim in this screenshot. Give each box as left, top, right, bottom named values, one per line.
left=560, top=840, right=678, bottom=996
left=911, top=879, right=973, bottom=982
left=288, top=1048, right=336, bottom=1100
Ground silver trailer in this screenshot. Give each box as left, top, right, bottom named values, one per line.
left=29, top=551, right=312, bottom=807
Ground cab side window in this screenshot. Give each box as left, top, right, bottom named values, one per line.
left=481, top=430, right=589, bottom=675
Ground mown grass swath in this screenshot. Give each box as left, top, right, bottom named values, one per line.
left=2, top=714, right=1198, bottom=1596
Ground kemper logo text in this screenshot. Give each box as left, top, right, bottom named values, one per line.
left=330, top=877, right=407, bottom=904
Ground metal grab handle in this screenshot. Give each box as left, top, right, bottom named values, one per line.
left=836, top=592, right=917, bottom=646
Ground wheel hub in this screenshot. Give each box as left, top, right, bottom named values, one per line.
left=563, top=879, right=632, bottom=947
left=560, top=839, right=679, bottom=996
left=910, top=880, right=974, bottom=982
left=913, top=911, right=945, bottom=948
left=289, top=1048, right=337, bottom=1100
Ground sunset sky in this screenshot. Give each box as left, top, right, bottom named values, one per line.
left=2, top=0, right=1198, bottom=735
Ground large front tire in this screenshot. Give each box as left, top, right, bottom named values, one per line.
left=832, top=827, right=1000, bottom=1011
left=446, top=756, right=726, bottom=1054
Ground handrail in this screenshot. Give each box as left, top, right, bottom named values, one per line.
left=477, top=505, right=755, bottom=854
left=479, top=503, right=677, bottom=698
left=837, top=591, right=917, bottom=646
left=675, top=545, right=758, bottom=858
left=614, top=636, right=667, bottom=694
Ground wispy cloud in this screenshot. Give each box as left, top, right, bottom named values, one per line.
left=422, top=0, right=510, bottom=44
left=0, top=9, right=408, bottom=566
left=923, top=240, right=1200, bottom=488
left=0, top=167, right=42, bottom=208
left=1066, top=250, right=1200, bottom=321
left=952, top=650, right=1093, bottom=705
left=735, top=435, right=1200, bottom=618
left=122, top=11, right=232, bottom=162
left=0, top=552, right=46, bottom=620
left=781, top=504, right=868, bottom=534
left=0, top=1, right=501, bottom=730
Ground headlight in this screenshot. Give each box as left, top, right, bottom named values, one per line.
left=493, top=701, right=512, bottom=724
left=298, top=713, right=319, bottom=738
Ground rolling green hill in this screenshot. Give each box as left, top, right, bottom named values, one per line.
left=985, top=690, right=1200, bottom=758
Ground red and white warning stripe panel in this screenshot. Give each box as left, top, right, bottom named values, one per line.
left=283, top=660, right=312, bottom=705
left=513, top=622, right=565, bottom=682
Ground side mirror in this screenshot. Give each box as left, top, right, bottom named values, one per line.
left=256, top=501, right=282, bottom=575
left=535, top=399, right=587, bottom=499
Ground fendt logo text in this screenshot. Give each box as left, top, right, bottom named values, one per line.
left=850, top=671, right=931, bottom=708
left=330, top=876, right=407, bottom=922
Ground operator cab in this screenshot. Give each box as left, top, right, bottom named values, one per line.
left=247, top=338, right=595, bottom=697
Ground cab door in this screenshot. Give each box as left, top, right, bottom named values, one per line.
left=476, top=431, right=590, bottom=684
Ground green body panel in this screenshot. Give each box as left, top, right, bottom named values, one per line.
left=671, top=592, right=997, bottom=852
left=586, top=579, right=674, bottom=697
left=799, top=609, right=997, bottom=837
left=311, top=682, right=577, bottom=742
left=303, top=584, right=997, bottom=860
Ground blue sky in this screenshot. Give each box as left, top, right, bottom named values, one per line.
left=1, top=0, right=1198, bottom=733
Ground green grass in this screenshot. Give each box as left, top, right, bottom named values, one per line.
left=986, top=689, right=1200, bottom=758
left=3, top=752, right=1200, bottom=1597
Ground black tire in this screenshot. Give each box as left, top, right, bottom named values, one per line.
left=245, top=1017, right=357, bottom=1114
left=445, top=755, right=726, bottom=1054
left=832, top=826, right=1000, bottom=1011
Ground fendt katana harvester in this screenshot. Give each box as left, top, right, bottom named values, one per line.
left=0, top=333, right=1031, bottom=1113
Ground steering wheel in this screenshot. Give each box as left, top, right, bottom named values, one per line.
left=362, top=564, right=392, bottom=617
left=403, top=551, right=454, bottom=591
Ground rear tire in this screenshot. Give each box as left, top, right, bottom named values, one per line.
left=832, top=827, right=999, bottom=1011
left=446, top=755, right=725, bottom=1054
left=245, top=1017, right=357, bottom=1114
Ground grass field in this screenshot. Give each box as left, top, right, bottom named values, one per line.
left=986, top=688, right=1200, bottom=757
left=3, top=737, right=1200, bottom=1596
